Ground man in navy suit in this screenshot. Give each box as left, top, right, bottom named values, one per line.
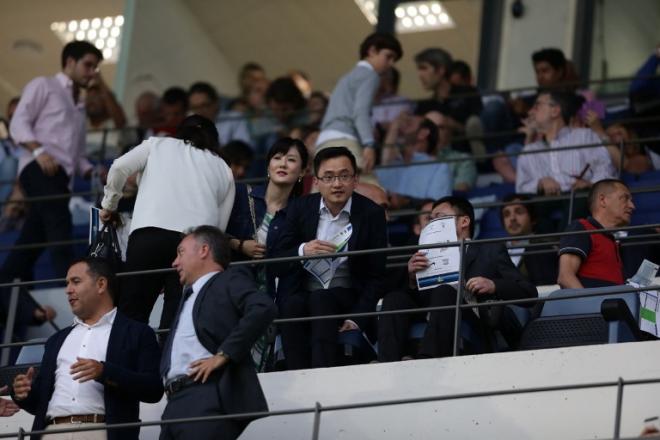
left=11, top=257, right=163, bottom=440
left=271, top=146, right=388, bottom=369
left=160, top=226, right=276, bottom=440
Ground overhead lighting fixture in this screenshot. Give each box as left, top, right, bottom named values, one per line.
left=51, top=15, right=124, bottom=63
left=354, top=0, right=455, bottom=33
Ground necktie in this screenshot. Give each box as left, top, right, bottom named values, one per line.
left=159, top=285, right=194, bottom=378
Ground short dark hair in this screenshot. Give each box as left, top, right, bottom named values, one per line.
left=359, top=32, right=403, bottom=61
left=587, top=179, right=628, bottom=213
left=220, top=140, right=254, bottom=166
left=186, top=225, right=231, bottom=269
left=413, top=199, right=435, bottom=226
left=162, top=87, right=189, bottom=111
left=500, top=193, right=536, bottom=225
left=175, top=114, right=220, bottom=152
left=414, top=48, right=453, bottom=73
left=266, top=77, right=306, bottom=110
left=532, top=48, right=567, bottom=71
left=61, top=40, right=103, bottom=69
left=188, top=81, right=219, bottom=103
left=433, top=196, right=475, bottom=238
left=539, top=90, right=579, bottom=125
left=70, top=257, right=119, bottom=304
left=448, top=60, right=472, bottom=81
left=313, top=146, right=357, bottom=176
left=419, top=118, right=439, bottom=154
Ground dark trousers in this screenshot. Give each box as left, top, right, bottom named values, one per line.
left=160, top=381, right=243, bottom=440
left=120, top=227, right=182, bottom=330
left=279, top=287, right=357, bottom=369
left=378, top=285, right=481, bottom=362
left=0, top=161, right=73, bottom=282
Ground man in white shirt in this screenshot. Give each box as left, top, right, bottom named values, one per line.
left=515, top=90, right=616, bottom=195
left=271, top=147, right=388, bottom=368
left=11, top=257, right=162, bottom=440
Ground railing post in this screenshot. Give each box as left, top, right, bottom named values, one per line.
left=1, top=279, right=21, bottom=366
left=453, top=239, right=466, bottom=356
left=618, top=140, right=625, bottom=178
left=567, top=188, right=576, bottom=225
left=17, top=427, right=25, bottom=440
left=311, top=401, right=322, bottom=440
left=613, top=377, right=624, bottom=439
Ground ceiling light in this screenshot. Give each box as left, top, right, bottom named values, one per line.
left=354, top=1, right=455, bottom=33
left=51, top=15, right=124, bottom=63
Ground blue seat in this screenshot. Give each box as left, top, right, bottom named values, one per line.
left=519, top=286, right=641, bottom=350
left=476, top=207, right=508, bottom=239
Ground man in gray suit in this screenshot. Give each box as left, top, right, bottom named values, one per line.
left=159, top=226, right=277, bottom=440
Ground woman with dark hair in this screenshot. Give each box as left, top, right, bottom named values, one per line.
left=226, top=137, right=309, bottom=297
left=99, top=114, right=235, bottom=330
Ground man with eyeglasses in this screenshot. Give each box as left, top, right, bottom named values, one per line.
left=515, top=90, right=615, bottom=196
left=378, top=196, right=537, bottom=360
left=271, top=146, right=387, bottom=369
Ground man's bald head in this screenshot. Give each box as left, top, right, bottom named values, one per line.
left=356, top=182, right=390, bottom=220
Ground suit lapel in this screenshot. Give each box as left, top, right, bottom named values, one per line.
left=192, top=272, right=222, bottom=320
left=347, top=197, right=361, bottom=252
left=105, top=312, right=126, bottom=364
left=461, top=243, right=479, bottom=278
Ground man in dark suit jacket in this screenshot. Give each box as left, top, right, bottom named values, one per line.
left=500, top=194, right=558, bottom=286
left=160, top=225, right=276, bottom=440
left=11, top=257, right=163, bottom=440
left=378, top=196, right=538, bottom=361
left=270, top=146, right=387, bottom=369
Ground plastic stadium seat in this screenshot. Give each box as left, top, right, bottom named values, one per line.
left=338, top=329, right=376, bottom=364
left=476, top=207, right=508, bottom=239
left=0, top=340, right=45, bottom=395
left=519, top=286, right=641, bottom=350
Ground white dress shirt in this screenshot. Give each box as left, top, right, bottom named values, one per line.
left=46, top=308, right=117, bottom=418
left=515, top=127, right=616, bottom=194
left=166, top=271, right=219, bottom=383
left=101, top=136, right=235, bottom=234
left=298, top=197, right=352, bottom=262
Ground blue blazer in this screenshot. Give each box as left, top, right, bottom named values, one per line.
left=226, top=183, right=293, bottom=298
left=269, top=192, right=388, bottom=330
left=13, top=311, right=163, bottom=440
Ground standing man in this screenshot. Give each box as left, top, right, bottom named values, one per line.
left=6, top=41, right=102, bottom=283
left=160, top=226, right=276, bottom=440
left=271, top=147, right=387, bottom=369
left=11, top=257, right=163, bottom=440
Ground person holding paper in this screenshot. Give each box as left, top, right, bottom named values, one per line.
left=270, top=146, right=387, bottom=369
left=378, top=196, right=537, bottom=361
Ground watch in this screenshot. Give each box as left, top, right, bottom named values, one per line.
left=216, top=350, right=230, bottom=360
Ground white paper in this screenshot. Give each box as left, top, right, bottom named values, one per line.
left=303, top=224, right=352, bottom=289
left=416, top=217, right=461, bottom=291
left=638, top=284, right=660, bottom=337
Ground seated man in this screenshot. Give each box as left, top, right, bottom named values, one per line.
left=515, top=90, right=616, bottom=196
left=558, top=179, right=635, bottom=289
left=271, top=146, right=387, bottom=369
left=500, top=194, right=558, bottom=286
left=377, top=116, right=452, bottom=205
left=378, top=196, right=537, bottom=361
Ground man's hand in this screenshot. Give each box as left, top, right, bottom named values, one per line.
left=241, top=240, right=267, bottom=259
left=12, top=367, right=35, bottom=401
left=35, top=152, right=59, bottom=176
left=0, top=387, right=19, bottom=417
left=189, top=354, right=228, bottom=383
left=362, top=147, right=376, bottom=174
left=571, top=178, right=591, bottom=191
left=338, top=320, right=359, bottom=332
left=538, top=177, right=561, bottom=195
left=33, top=305, right=56, bottom=323
left=407, top=251, right=430, bottom=274
left=70, top=357, right=104, bottom=383
left=303, top=240, right=336, bottom=256
left=465, top=277, right=496, bottom=295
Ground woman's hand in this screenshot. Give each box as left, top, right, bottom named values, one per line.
left=241, top=240, right=267, bottom=259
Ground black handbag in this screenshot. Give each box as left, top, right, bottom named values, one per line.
left=88, top=223, right=123, bottom=269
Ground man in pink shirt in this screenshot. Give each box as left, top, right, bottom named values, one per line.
left=2, top=41, right=102, bottom=329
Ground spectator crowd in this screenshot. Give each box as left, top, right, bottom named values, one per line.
left=0, top=33, right=659, bottom=440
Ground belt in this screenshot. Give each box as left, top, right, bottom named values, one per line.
left=49, top=414, right=105, bottom=424
left=165, top=375, right=197, bottom=397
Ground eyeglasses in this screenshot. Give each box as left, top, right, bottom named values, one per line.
left=316, top=174, right=355, bottom=184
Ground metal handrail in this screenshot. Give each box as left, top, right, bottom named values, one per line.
left=2, top=375, right=658, bottom=439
